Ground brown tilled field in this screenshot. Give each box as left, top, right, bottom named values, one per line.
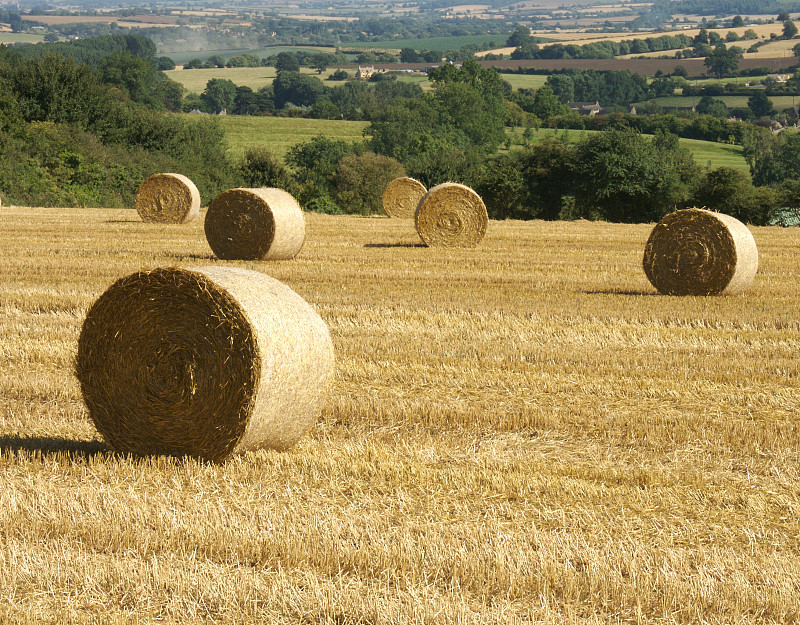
left=480, top=56, right=798, bottom=75
left=1, top=206, right=799, bottom=623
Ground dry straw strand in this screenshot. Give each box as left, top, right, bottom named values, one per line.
left=76, top=266, right=334, bottom=461
left=382, top=177, right=427, bottom=219
left=205, top=187, right=305, bottom=261
left=415, top=182, right=488, bottom=248
left=135, top=173, right=201, bottom=224
left=643, top=207, right=758, bottom=296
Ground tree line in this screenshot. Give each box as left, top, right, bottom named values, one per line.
left=1, top=35, right=800, bottom=227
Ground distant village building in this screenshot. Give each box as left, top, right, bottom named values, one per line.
left=766, top=74, right=790, bottom=83
left=567, top=101, right=603, bottom=116
left=356, top=66, right=386, bottom=79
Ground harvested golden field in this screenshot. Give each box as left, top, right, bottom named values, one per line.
left=2, top=206, right=800, bottom=623
left=477, top=22, right=789, bottom=57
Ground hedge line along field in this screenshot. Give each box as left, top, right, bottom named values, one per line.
left=1, top=205, right=800, bottom=623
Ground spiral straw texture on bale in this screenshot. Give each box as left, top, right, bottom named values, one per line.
left=135, top=173, right=201, bottom=224
left=205, top=188, right=305, bottom=261
left=643, top=208, right=758, bottom=296
left=382, top=177, right=427, bottom=219
left=415, top=182, right=488, bottom=248
left=76, top=266, right=334, bottom=461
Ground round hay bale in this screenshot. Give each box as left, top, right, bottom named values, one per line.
left=415, top=182, right=488, bottom=248
left=205, top=188, right=305, bottom=261
left=135, top=173, right=200, bottom=224
left=643, top=208, right=758, bottom=296
left=76, top=266, right=334, bottom=461
left=382, top=177, right=427, bottom=219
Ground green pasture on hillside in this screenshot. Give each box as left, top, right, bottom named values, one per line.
left=500, top=74, right=549, bottom=90
left=214, top=115, right=369, bottom=159
left=166, top=65, right=547, bottom=95
left=0, top=32, right=43, bottom=44
left=165, top=66, right=347, bottom=94
left=522, top=127, right=748, bottom=172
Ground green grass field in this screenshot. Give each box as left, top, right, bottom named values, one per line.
left=500, top=74, right=549, bottom=90
left=215, top=115, right=369, bottom=159
left=516, top=127, right=750, bottom=172
left=0, top=32, right=43, bottom=44
left=165, top=66, right=547, bottom=96
left=165, top=67, right=347, bottom=94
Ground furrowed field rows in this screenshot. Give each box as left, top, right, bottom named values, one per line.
left=0, top=206, right=799, bottom=622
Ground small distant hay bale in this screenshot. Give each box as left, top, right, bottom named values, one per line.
left=414, top=182, right=488, bottom=248
left=76, top=266, right=334, bottom=461
left=382, top=177, right=427, bottom=219
left=643, top=207, right=758, bottom=296
left=205, top=188, right=305, bottom=261
left=135, top=173, right=200, bottom=224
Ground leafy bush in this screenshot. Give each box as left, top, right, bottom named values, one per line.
left=304, top=195, right=342, bottom=214
left=332, top=152, right=406, bottom=215
left=237, top=148, right=299, bottom=194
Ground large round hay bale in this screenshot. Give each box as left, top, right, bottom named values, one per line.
left=135, top=173, right=200, bottom=224
left=205, top=188, right=305, bottom=261
left=382, top=177, right=427, bottom=219
left=415, top=182, right=488, bottom=248
left=76, top=266, right=334, bottom=461
left=643, top=208, right=758, bottom=296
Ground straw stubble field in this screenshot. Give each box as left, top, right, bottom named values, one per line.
left=1, top=206, right=799, bottom=623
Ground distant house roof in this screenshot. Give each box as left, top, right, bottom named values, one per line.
left=766, top=74, right=790, bottom=82
left=567, top=101, right=602, bottom=116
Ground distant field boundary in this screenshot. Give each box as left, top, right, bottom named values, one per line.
left=479, top=57, right=799, bottom=77
left=331, top=57, right=798, bottom=78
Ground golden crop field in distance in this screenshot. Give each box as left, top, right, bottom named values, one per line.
left=1, top=205, right=800, bottom=623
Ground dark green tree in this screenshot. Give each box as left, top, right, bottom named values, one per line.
left=332, top=152, right=406, bottom=215
left=400, top=48, right=421, bottom=63
left=704, top=44, right=740, bottom=78
left=310, top=53, right=333, bottom=74
left=507, top=25, right=532, bottom=48
left=272, top=71, right=325, bottom=108
left=156, top=56, right=176, bottom=70
left=285, top=134, right=359, bottom=203
left=238, top=147, right=298, bottom=193
left=695, top=95, right=729, bottom=118
left=521, top=139, right=578, bottom=220
left=474, top=151, right=529, bottom=220
left=98, top=52, right=166, bottom=109
left=783, top=20, right=798, bottom=39
left=731, top=15, right=744, bottom=28
left=275, top=52, right=300, bottom=73
left=573, top=129, right=695, bottom=223
left=748, top=90, right=774, bottom=118
left=531, top=84, right=568, bottom=119
left=201, top=78, right=237, bottom=113
left=206, top=55, right=226, bottom=68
